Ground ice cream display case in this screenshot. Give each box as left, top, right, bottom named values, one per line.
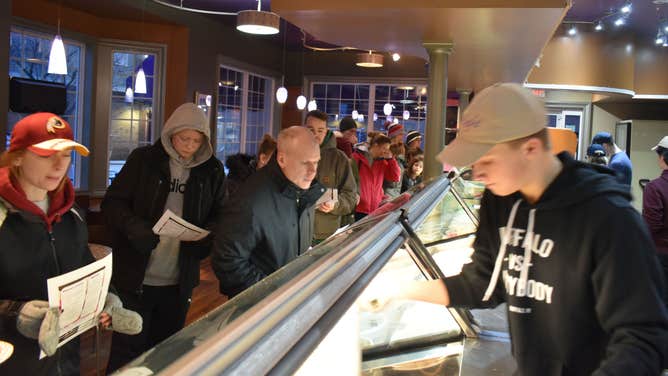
left=116, top=174, right=514, bottom=376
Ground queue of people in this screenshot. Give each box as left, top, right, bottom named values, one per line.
left=3, top=86, right=668, bottom=376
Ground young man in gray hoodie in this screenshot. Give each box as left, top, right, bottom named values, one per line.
left=103, top=103, right=225, bottom=371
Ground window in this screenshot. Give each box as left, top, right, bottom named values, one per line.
left=311, top=82, right=427, bottom=144
left=108, top=52, right=156, bottom=184
left=312, top=83, right=370, bottom=141
left=8, top=28, right=84, bottom=187
left=216, top=65, right=274, bottom=164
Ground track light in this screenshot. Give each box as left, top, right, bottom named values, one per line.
left=568, top=26, right=577, bottom=36
left=595, top=22, right=603, bottom=31
left=614, top=17, right=625, bottom=27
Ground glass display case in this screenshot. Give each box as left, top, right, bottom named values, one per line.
left=116, top=175, right=514, bottom=376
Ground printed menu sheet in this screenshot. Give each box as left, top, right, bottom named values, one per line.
left=152, top=209, right=210, bottom=241
left=44, top=253, right=112, bottom=358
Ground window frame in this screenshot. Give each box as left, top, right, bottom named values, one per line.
left=215, top=61, right=276, bottom=163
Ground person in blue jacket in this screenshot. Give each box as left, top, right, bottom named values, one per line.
left=382, top=83, right=668, bottom=375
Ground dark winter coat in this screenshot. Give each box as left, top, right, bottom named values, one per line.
left=101, top=141, right=225, bottom=296
left=223, top=153, right=255, bottom=200
left=0, top=168, right=92, bottom=375
left=212, top=156, right=324, bottom=297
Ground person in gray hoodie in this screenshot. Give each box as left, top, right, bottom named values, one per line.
left=103, top=103, right=225, bottom=371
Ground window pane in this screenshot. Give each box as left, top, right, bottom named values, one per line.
left=108, top=51, right=155, bottom=185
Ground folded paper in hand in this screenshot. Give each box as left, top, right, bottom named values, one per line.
left=152, top=209, right=210, bottom=241
left=316, top=188, right=338, bottom=206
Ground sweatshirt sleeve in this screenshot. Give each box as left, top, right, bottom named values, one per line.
left=329, top=152, right=358, bottom=216
left=101, top=149, right=159, bottom=255
left=444, top=190, right=505, bottom=308
left=212, top=200, right=266, bottom=297
left=383, top=158, right=401, bottom=183
left=642, top=181, right=665, bottom=234
left=591, top=206, right=668, bottom=375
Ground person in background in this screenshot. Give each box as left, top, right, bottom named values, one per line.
left=405, top=147, right=424, bottom=167
left=375, top=83, right=668, bottom=375
left=336, top=116, right=358, bottom=158
left=643, top=135, right=668, bottom=303
left=405, top=130, right=423, bottom=151
left=103, top=103, right=225, bottom=371
left=383, top=142, right=405, bottom=199
left=386, top=123, right=405, bottom=146
left=586, top=144, right=608, bottom=166
left=212, top=127, right=323, bottom=297
left=0, top=113, right=141, bottom=375
left=223, top=153, right=255, bottom=200
left=401, top=154, right=424, bottom=193
left=592, top=131, right=633, bottom=189
left=256, top=133, right=277, bottom=170
left=304, top=110, right=358, bottom=243
left=352, top=134, right=401, bottom=220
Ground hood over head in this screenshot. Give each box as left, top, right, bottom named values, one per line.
left=225, top=153, right=255, bottom=180
left=161, top=103, right=213, bottom=167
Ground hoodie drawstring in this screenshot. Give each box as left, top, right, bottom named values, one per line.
left=483, top=199, right=522, bottom=301
left=517, top=208, right=536, bottom=296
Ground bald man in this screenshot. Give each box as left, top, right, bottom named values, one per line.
left=212, top=127, right=324, bottom=297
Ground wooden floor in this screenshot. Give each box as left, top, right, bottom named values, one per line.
left=80, top=258, right=227, bottom=375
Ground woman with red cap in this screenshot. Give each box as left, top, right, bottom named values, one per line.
left=0, top=113, right=140, bottom=375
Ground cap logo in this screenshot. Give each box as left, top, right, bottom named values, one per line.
left=46, top=116, right=66, bottom=134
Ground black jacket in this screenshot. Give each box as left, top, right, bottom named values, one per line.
left=445, top=152, right=668, bottom=375
left=212, top=156, right=324, bottom=297
left=0, top=169, right=92, bottom=375
left=101, top=141, right=225, bottom=295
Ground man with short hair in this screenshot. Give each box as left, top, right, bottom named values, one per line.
left=592, top=131, right=633, bottom=188
left=337, top=116, right=358, bottom=158
left=385, top=83, right=668, bottom=375
left=212, top=127, right=324, bottom=297
left=405, top=130, right=422, bottom=151
left=305, top=110, right=358, bottom=243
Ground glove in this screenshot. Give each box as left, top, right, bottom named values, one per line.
left=16, top=300, right=60, bottom=356
left=102, top=293, right=142, bottom=335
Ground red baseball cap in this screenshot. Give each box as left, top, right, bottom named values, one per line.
left=9, top=113, right=89, bottom=157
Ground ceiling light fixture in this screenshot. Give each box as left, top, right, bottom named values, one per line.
left=356, top=51, right=384, bottom=68
left=135, top=0, right=148, bottom=94
left=296, top=95, right=307, bottom=110
left=392, top=53, right=401, bottom=62
left=383, top=103, right=393, bottom=116
left=595, top=21, right=604, bottom=31
left=568, top=26, right=577, bottom=36
left=614, top=17, right=625, bottom=26
left=276, top=19, right=287, bottom=103
left=402, top=110, right=410, bottom=120
left=307, top=99, right=317, bottom=112
left=236, top=0, right=280, bottom=35
left=47, top=2, right=67, bottom=75
left=620, top=2, right=632, bottom=14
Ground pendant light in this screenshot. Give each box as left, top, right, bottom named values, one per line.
left=275, top=19, right=288, bottom=104
left=307, top=99, right=317, bottom=112
left=296, top=95, right=307, bottom=110
left=383, top=103, right=393, bottom=116
left=402, top=110, right=410, bottom=120
left=356, top=51, right=383, bottom=68
left=124, top=87, right=134, bottom=103
left=135, top=1, right=148, bottom=94
left=237, top=0, right=280, bottom=35
left=47, top=4, right=67, bottom=75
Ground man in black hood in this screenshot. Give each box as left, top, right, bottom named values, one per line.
left=388, top=83, right=668, bottom=375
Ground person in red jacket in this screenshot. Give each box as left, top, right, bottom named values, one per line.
left=352, top=134, right=400, bottom=220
